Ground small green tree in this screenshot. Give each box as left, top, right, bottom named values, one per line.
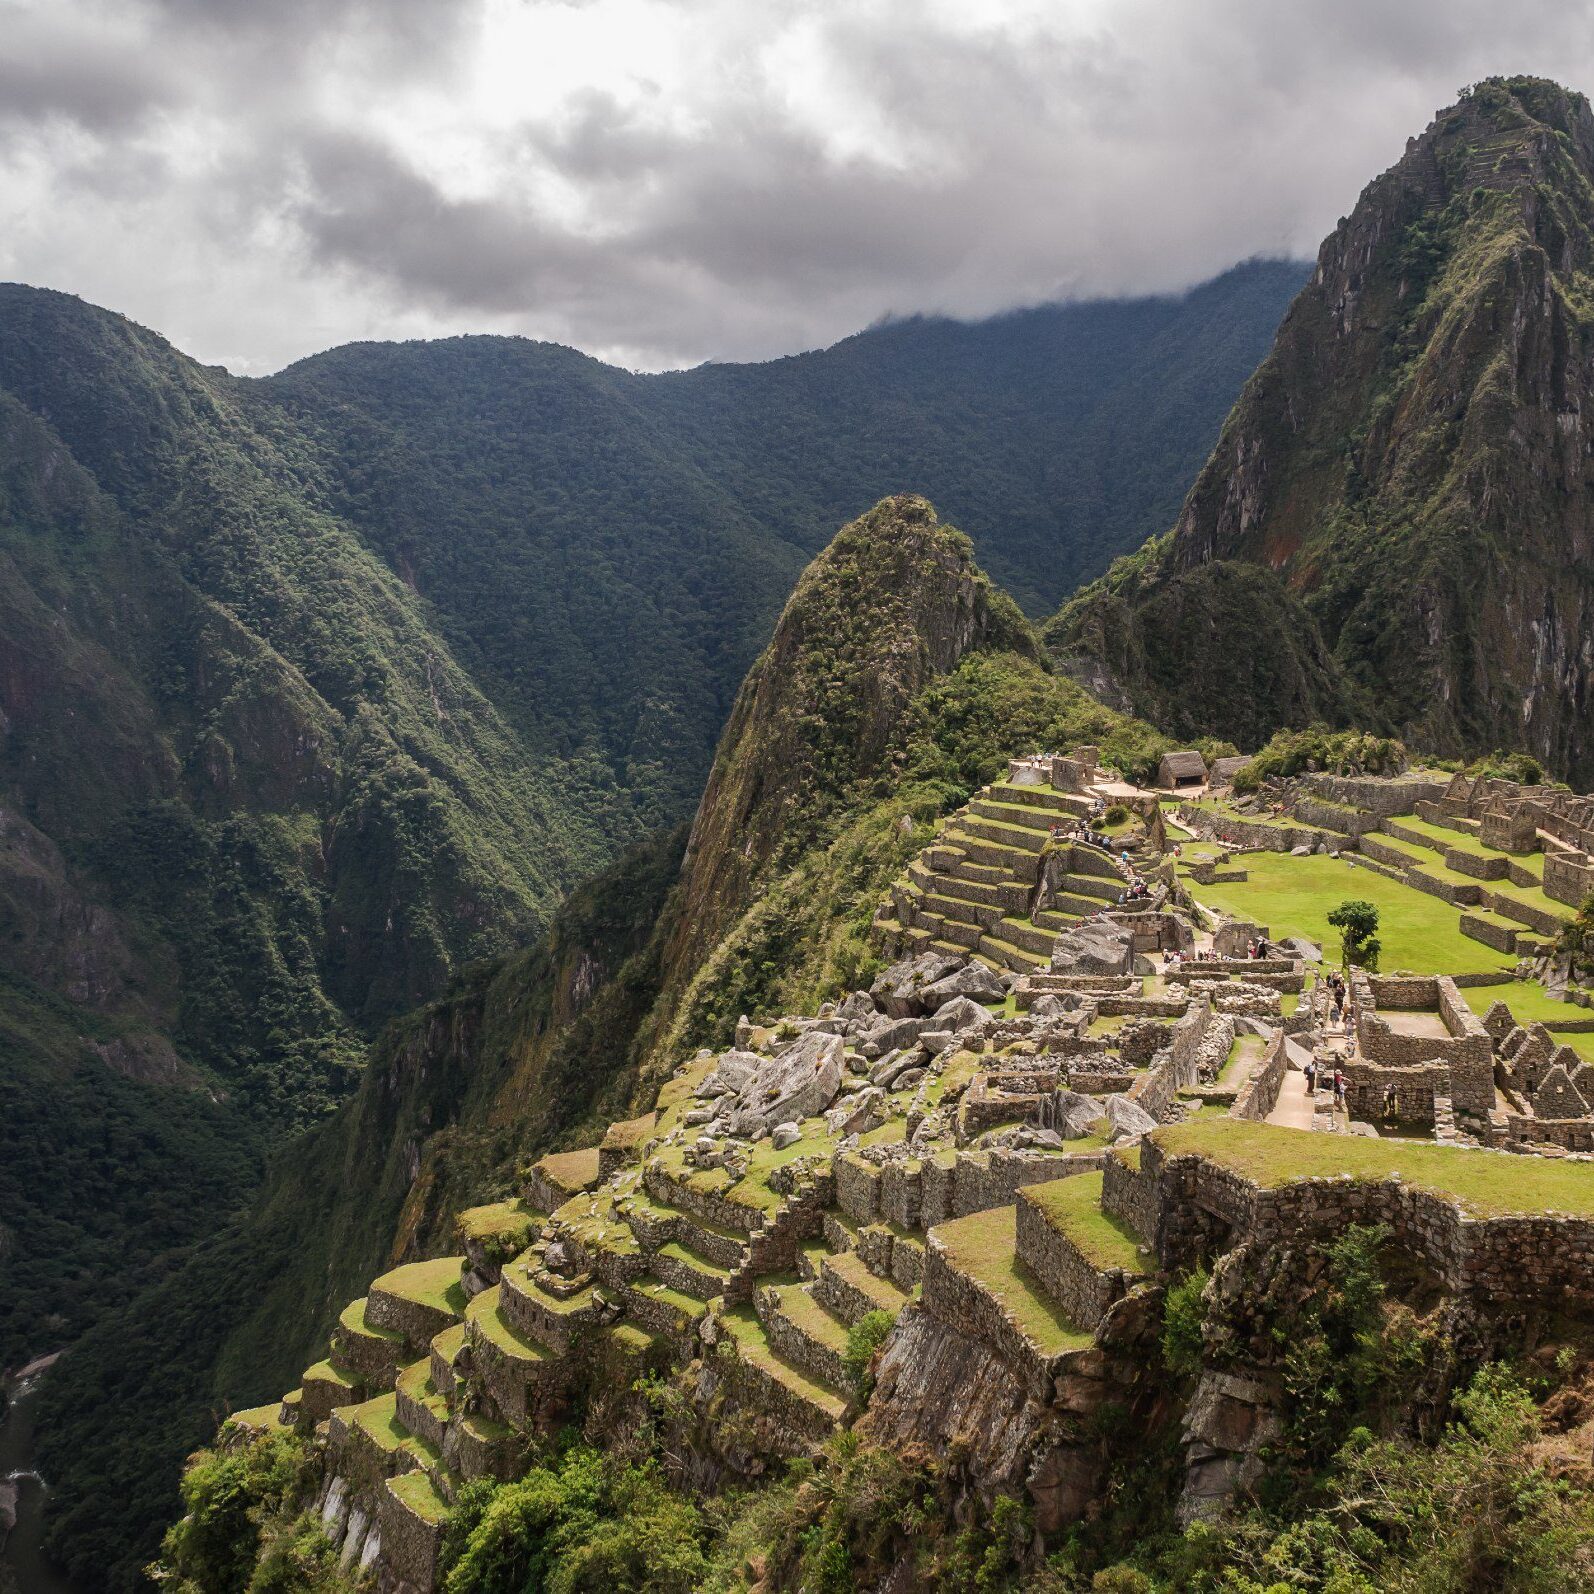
left=1328, top=899, right=1381, bottom=971
left=842, top=1308, right=897, bottom=1398
left=1555, top=892, right=1594, bottom=973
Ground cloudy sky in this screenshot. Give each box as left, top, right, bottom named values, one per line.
left=3, top=0, right=1591, bottom=374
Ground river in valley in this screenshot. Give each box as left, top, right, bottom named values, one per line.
left=1, top=1358, right=83, bottom=1594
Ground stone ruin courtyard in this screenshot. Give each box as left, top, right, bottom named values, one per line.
left=220, top=751, right=1594, bottom=1590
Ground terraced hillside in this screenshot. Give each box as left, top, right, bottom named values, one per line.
left=878, top=780, right=1142, bottom=972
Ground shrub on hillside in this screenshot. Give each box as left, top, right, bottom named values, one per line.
left=1231, top=726, right=1406, bottom=793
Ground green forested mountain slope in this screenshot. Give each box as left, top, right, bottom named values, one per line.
left=0, top=289, right=606, bottom=1395
left=1052, top=79, right=1594, bottom=783
left=264, top=259, right=1304, bottom=829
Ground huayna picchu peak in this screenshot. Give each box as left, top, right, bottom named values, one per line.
left=1053, top=77, right=1594, bottom=784
left=12, top=48, right=1594, bottom=1594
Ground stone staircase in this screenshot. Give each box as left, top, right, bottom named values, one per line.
left=879, top=780, right=1123, bottom=973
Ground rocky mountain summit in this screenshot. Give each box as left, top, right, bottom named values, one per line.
left=1053, top=77, right=1594, bottom=783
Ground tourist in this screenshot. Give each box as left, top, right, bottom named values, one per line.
left=1304, top=1060, right=1316, bottom=1093
left=1383, top=1083, right=1398, bottom=1119
left=1333, top=1069, right=1346, bottom=1105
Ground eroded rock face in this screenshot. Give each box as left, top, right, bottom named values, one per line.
left=861, top=1308, right=1048, bottom=1499
left=1178, top=1371, right=1282, bottom=1524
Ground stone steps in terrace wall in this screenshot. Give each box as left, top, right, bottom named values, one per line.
left=649, top=1239, right=733, bottom=1299
left=993, top=917, right=1057, bottom=957
left=977, top=931, right=1049, bottom=973
left=939, top=829, right=1042, bottom=882
left=960, top=814, right=1049, bottom=852
left=1014, top=1173, right=1150, bottom=1332
left=717, top=1305, right=849, bottom=1439
left=986, top=782, right=1093, bottom=819
left=814, top=1247, right=912, bottom=1326
left=755, top=1282, right=852, bottom=1391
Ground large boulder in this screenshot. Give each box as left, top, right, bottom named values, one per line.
left=1050, top=921, right=1135, bottom=977
left=933, top=995, right=997, bottom=1035
left=871, top=952, right=965, bottom=1017
left=1102, top=1093, right=1158, bottom=1142
left=723, top=1031, right=846, bottom=1137
left=920, top=960, right=1006, bottom=1007
left=1052, top=1088, right=1106, bottom=1139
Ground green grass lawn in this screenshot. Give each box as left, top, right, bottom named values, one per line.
left=1155, top=1119, right=1594, bottom=1217
left=1189, top=852, right=1514, bottom=976
left=370, top=1256, right=468, bottom=1315
left=1389, top=816, right=1551, bottom=885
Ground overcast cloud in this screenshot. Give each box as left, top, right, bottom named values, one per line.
left=2, top=0, right=1592, bottom=373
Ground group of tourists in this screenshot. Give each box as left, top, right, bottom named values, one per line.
left=1325, top=969, right=1354, bottom=1031
left=1303, top=1057, right=1348, bottom=1106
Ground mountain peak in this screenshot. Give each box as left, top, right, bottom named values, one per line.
left=1053, top=78, right=1594, bottom=782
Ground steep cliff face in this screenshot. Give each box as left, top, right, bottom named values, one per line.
left=1052, top=77, right=1594, bottom=780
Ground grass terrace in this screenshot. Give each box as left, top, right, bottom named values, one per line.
left=1023, top=1172, right=1145, bottom=1274
left=388, top=1470, right=449, bottom=1524
left=1188, top=852, right=1514, bottom=975
left=349, top=1392, right=408, bottom=1452
left=1154, top=1119, right=1594, bottom=1218
left=372, top=1257, right=468, bottom=1317
left=932, top=1205, right=1093, bottom=1356
left=465, top=1287, right=548, bottom=1361
left=535, top=1147, right=602, bottom=1193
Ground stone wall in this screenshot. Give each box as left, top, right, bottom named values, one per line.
left=1101, top=1149, right=1158, bottom=1243
left=1177, top=805, right=1319, bottom=853
left=1544, top=848, right=1594, bottom=911
left=1142, top=1141, right=1594, bottom=1307
left=1300, top=774, right=1446, bottom=815
left=1352, top=976, right=1493, bottom=1117
left=1292, top=796, right=1382, bottom=837
left=1229, top=1031, right=1289, bottom=1121
left=1343, top=1061, right=1449, bottom=1125
left=1014, top=1191, right=1142, bottom=1330
left=921, top=1233, right=1074, bottom=1399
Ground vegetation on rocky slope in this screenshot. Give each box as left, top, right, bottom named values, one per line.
left=1052, top=77, right=1594, bottom=784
